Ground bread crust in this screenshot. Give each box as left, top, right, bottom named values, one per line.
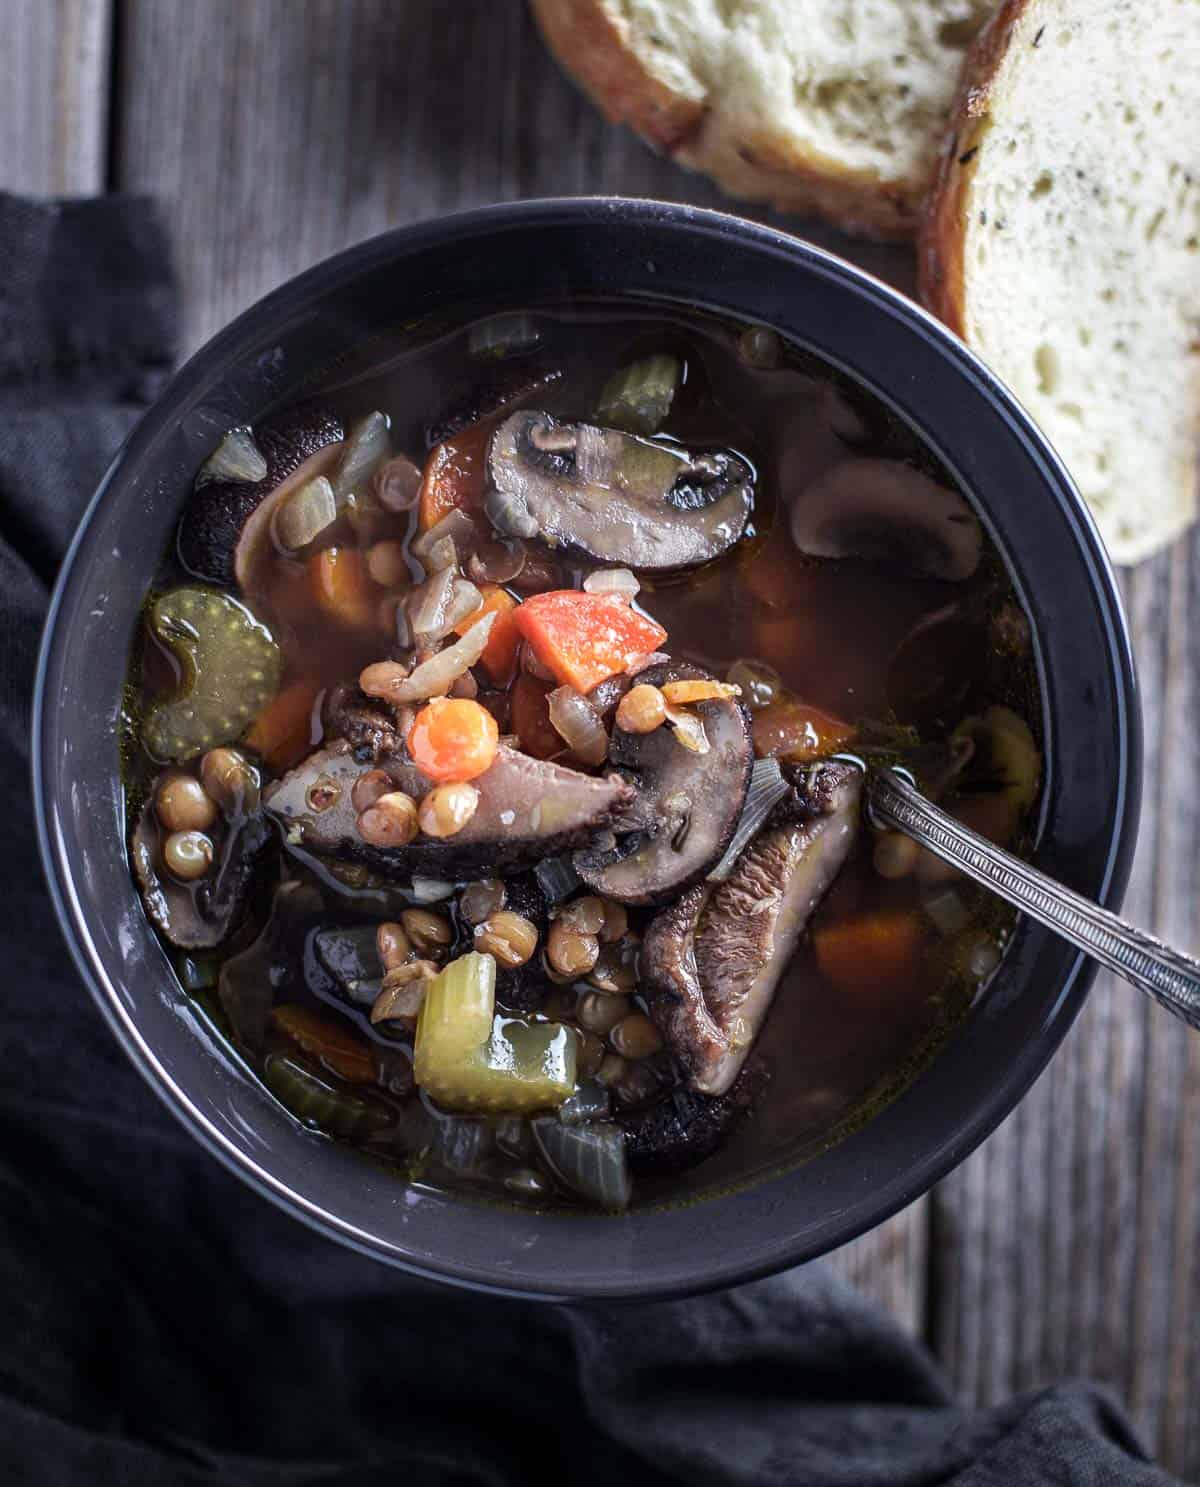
left=918, top=0, right=1033, bottom=326
left=530, top=0, right=704, bottom=153
left=531, top=0, right=973, bottom=243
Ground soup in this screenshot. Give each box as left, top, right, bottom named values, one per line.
left=122, top=301, right=1041, bottom=1211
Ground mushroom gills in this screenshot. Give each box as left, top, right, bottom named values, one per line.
left=641, top=758, right=863, bottom=1097
left=486, top=410, right=754, bottom=571
left=264, top=740, right=635, bottom=881
left=790, top=457, right=982, bottom=582
left=178, top=403, right=345, bottom=590
left=574, top=661, right=753, bottom=906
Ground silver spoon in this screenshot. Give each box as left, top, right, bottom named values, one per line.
left=869, top=767, right=1200, bottom=1031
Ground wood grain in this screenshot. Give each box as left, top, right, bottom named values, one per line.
left=0, top=0, right=111, bottom=195
left=931, top=548, right=1200, bottom=1474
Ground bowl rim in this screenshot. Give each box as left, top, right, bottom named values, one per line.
left=33, top=196, right=1141, bottom=1299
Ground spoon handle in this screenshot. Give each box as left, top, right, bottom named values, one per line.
left=870, top=767, right=1200, bottom=1031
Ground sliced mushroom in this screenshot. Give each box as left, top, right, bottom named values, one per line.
left=322, top=681, right=404, bottom=763
left=264, top=741, right=635, bottom=880
left=178, top=404, right=345, bottom=590
left=619, top=1059, right=766, bottom=1177
left=486, top=410, right=754, bottom=571
left=575, top=662, right=752, bottom=906
left=790, top=457, right=982, bottom=581
left=131, top=799, right=271, bottom=950
left=641, top=759, right=863, bottom=1096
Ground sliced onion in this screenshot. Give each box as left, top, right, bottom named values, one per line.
left=410, top=876, right=455, bottom=904
left=547, top=687, right=609, bottom=766
left=408, top=568, right=483, bottom=642
left=533, top=1118, right=631, bottom=1209
left=271, top=475, right=337, bottom=552
left=583, top=567, right=640, bottom=597
left=708, top=757, right=789, bottom=882
left=373, top=455, right=423, bottom=512
left=196, top=426, right=267, bottom=487
left=468, top=539, right=527, bottom=586
left=372, top=613, right=495, bottom=703
left=333, top=411, right=390, bottom=500
left=558, top=1080, right=612, bottom=1125
left=412, top=507, right=479, bottom=571
left=534, top=855, right=583, bottom=903
left=665, top=704, right=709, bottom=755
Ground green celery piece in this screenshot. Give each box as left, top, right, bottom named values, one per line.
left=415, top=952, right=577, bottom=1114
left=594, top=354, right=681, bottom=436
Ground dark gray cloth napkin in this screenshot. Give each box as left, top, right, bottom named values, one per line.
left=0, top=190, right=1181, bottom=1487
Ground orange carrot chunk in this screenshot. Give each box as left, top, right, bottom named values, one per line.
left=454, top=584, right=521, bottom=686
left=813, top=910, right=924, bottom=1000
left=513, top=590, right=667, bottom=693
left=243, top=678, right=322, bottom=772
left=310, top=546, right=377, bottom=631
left=270, top=1005, right=377, bottom=1085
left=417, top=421, right=491, bottom=532
left=752, top=694, right=856, bottom=762
left=407, top=698, right=500, bottom=784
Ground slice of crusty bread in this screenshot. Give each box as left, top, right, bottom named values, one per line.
left=921, top=0, right=1200, bottom=564
left=531, top=0, right=997, bottom=240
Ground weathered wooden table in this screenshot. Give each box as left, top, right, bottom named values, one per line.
left=6, top=1, right=1198, bottom=1474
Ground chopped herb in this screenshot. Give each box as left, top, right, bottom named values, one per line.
left=1033, top=25, right=1045, bottom=46
left=979, top=209, right=989, bottom=226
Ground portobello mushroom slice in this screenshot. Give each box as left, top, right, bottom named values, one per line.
left=620, top=1059, right=766, bottom=1177
left=575, top=661, right=753, bottom=907
left=790, top=457, right=982, bottom=582
left=264, top=741, right=635, bottom=881
left=131, top=799, right=271, bottom=951
left=322, top=681, right=403, bottom=763
left=641, top=758, right=863, bottom=1097
left=178, top=404, right=344, bottom=589
left=486, top=410, right=753, bottom=570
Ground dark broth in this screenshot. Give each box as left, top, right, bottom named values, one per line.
left=124, top=299, right=1041, bottom=1211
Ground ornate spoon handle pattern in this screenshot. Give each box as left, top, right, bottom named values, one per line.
left=869, top=767, right=1200, bottom=1031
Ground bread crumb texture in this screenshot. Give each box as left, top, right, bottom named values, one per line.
left=958, top=0, right=1200, bottom=563
left=537, top=0, right=995, bottom=236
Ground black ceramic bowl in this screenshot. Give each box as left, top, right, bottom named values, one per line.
left=34, top=199, right=1139, bottom=1300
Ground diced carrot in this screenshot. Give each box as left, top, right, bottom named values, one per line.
left=417, top=421, right=491, bottom=532
left=310, top=546, right=377, bottom=631
left=752, top=694, right=856, bottom=762
left=510, top=672, right=561, bottom=759
left=407, top=698, right=499, bottom=783
left=454, top=584, right=521, bottom=686
left=513, top=590, right=667, bottom=693
left=243, top=678, right=322, bottom=772
left=813, top=910, right=924, bottom=1001
left=270, top=1005, right=377, bottom=1085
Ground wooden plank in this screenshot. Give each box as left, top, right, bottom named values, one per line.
left=931, top=540, right=1200, bottom=1477
left=0, top=0, right=111, bottom=195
